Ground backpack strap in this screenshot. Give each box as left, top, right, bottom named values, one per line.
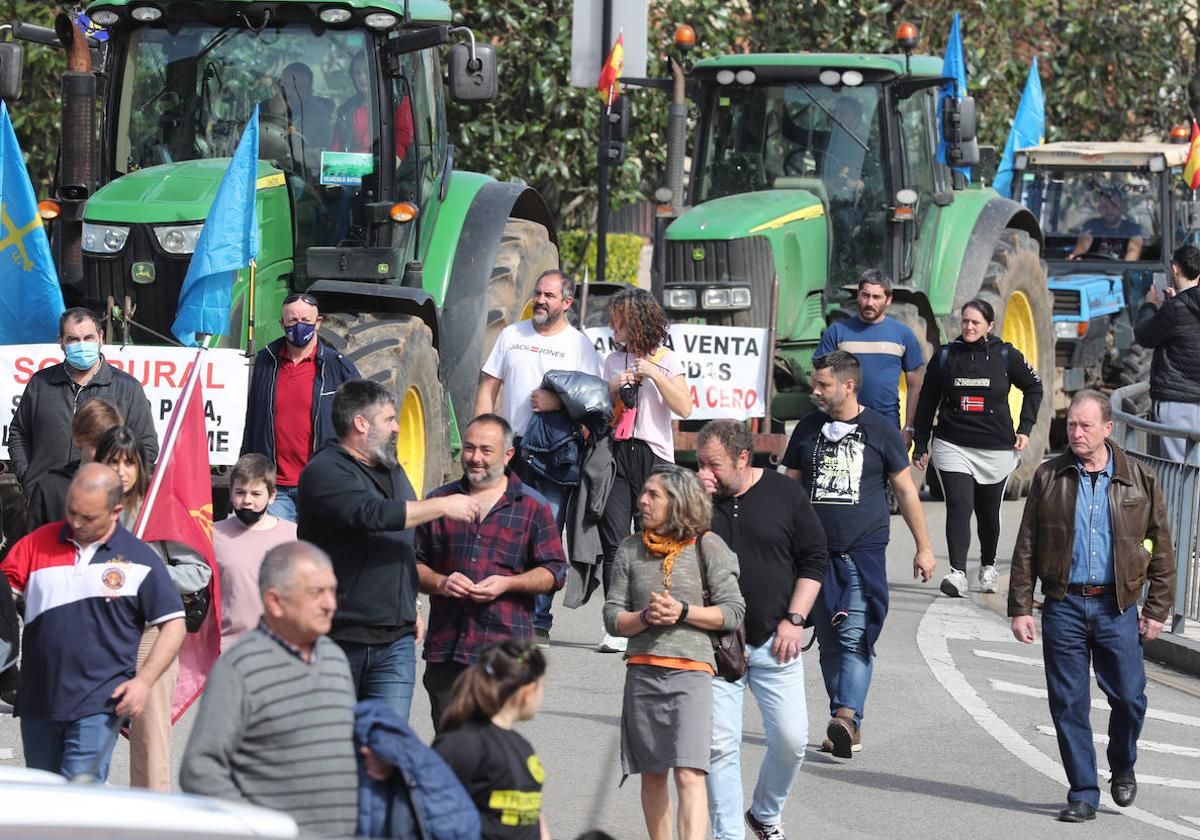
left=695, top=531, right=711, bottom=605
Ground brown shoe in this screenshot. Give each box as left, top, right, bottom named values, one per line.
left=820, top=734, right=861, bottom=753
left=826, top=708, right=858, bottom=758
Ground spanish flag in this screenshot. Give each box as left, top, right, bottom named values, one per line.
left=1184, top=119, right=1200, bottom=190
left=597, top=33, right=625, bottom=102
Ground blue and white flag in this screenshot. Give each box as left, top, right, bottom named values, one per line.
left=936, top=12, right=971, bottom=183
left=0, top=102, right=65, bottom=344
left=993, top=58, right=1045, bottom=198
left=172, top=107, right=260, bottom=346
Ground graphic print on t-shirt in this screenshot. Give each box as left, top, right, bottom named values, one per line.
left=810, top=428, right=866, bottom=505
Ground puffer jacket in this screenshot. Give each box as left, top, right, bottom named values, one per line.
left=1134, top=285, right=1200, bottom=404
left=1008, top=442, right=1176, bottom=623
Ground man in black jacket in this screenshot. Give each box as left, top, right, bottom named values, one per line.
left=8, top=308, right=158, bottom=498
left=241, top=293, right=359, bottom=522
left=297, top=380, right=478, bottom=722
left=1136, top=244, right=1200, bottom=462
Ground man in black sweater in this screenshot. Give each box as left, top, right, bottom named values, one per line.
left=697, top=420, right=828, bottom=840
left=297, top=380, right=478, bottom=722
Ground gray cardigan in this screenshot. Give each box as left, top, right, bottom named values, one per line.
left=603, top=531, right=745, bottom=667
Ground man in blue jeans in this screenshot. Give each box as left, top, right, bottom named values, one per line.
left=784, top=352, right=934, bottom=763
left=298, top=381, right=479, bottom=721
left=1009, top=390, right=1175, bottom=822
left=2, top=464, right=185, bottom=781
left=698, top=420, right=827, bottom=840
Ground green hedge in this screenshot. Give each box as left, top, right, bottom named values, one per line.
left=558, top=230, right=643, bottom=286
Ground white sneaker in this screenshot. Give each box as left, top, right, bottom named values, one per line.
left=978, top=565, right=999, bottom=593
left=940, top=569, right=969, bottom=598
left=597, top=632, right=627, bottom=653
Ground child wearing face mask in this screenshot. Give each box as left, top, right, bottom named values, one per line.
left=212, top=454, right=298, bottom=648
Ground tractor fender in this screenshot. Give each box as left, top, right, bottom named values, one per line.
left=306, top=279, right=440, bottom=347
left=438, top=181, right=556, bottom=433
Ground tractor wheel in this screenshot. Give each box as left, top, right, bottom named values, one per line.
left=1105, top=343, right=1153, bottom=415
left=890, top=302, right=936, bottom=507
left=320, top=314, right=451, bottom=496
left=960, top=229, right=1054, bottom=500
left=485, top=219, right=559, bottom=358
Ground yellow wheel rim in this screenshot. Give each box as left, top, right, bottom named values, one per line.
left=396, top=385, right=427, bottom=497
left=519, top=299, right=535, bottom=321
left=1002, top=290, right=1037, bottom=433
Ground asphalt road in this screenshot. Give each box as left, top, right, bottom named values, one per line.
left=3, top=496, right=1200, bottom=839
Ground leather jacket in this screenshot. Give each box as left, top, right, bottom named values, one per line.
left=1008, top=442, right=1176, bottom=623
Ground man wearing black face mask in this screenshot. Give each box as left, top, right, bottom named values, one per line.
left=241, top=293, right=360, bottom=522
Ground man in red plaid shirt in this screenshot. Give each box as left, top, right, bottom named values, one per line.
left=415, top=414, right=567, bottom=730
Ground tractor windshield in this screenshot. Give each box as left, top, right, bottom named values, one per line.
left=1019, top=170, right=1163, bottom=263
left=694, top=81, right=887, bottom=283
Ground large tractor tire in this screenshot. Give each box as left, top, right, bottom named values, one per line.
left=946, top=229, right=1054, bottom=500
left=891, top=302, right=937, bottom=505
left=320, top=314, right=451, bottom=497
left=485, top=219, right=559, bottom=358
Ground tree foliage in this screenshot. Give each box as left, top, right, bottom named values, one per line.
left=2, top=1, right=67, bottom=194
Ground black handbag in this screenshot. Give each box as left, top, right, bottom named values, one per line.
left=695, top=532, right=748, bottom=683
left=163, top=544, right=211, bottom=633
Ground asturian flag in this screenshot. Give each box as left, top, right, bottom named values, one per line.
left=134, top=350, right=221, bottom=722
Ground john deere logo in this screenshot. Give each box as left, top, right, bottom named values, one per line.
left=131, top=262, right=156, bottom=284
left=377, top=263, right=389, bottom=274
left=691, top=247, right=706, bottom=262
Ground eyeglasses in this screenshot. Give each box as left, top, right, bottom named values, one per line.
left=283, top=293, right=319, bottom=307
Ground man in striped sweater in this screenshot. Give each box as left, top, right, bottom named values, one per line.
left=180, top=541, right=358, bottom=837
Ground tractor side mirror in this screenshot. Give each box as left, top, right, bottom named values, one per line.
left=0, top=41, right=24, bottom=101
left=449, top=42, right=497, bottom=103
left=942, top=95, right=977, bottom=143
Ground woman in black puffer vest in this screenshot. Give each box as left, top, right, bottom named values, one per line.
left=912, top=299, right=1044, bottom=599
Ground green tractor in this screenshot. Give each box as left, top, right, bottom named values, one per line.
left=647, top=31, right=1054, bottom=494
left=3, top=0, right=557, bottom=494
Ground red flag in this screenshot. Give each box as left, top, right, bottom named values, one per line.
left=597, top=32, right=625, bottom=102
left=135, top=350, right=220, bottom=723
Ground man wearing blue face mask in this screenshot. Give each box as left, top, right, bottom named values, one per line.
left=242, top=293, right=360, bottom=522
left=9, top=308, right=158, bottom=506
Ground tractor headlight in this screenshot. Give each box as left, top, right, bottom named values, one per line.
left=82, top=222, right=130, bottom=254
left=1054, top=321, right=1084, bottom=340
left=364, top=11, right=398, bottom=29
left=664, top=288, right=697, bottom=309
left=702, top=287, right=752, bottom=310
left=153, top=223, right=204, bottom=255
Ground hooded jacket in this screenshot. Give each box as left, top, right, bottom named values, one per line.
left=1134, top=285, right=1200, bottom=404
left=912, top=334, right=1043, bottom=456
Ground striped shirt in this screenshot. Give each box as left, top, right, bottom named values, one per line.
left=180, top=628, right=358, bottom=837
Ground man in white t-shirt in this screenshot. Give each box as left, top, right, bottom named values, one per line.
left=475, top=269, right=602, bottom=646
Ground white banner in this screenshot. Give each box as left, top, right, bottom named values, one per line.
left=1, top=345, right=252, bottom=466
left=585, top=324, right=771, bottom=421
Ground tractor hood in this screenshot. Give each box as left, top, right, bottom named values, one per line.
left=666, top=190, right=825, bottom=240
left=83, top=159, right=285, bottom=224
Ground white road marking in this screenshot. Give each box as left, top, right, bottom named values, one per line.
left=1036, top=725, right=1200, bottom=759
left=918, top=598, right=1200, bottom=839
left=974, top=649, right=1044, bottom=668
left=990, top=679, right=1200, bottom=728
left=1183, top=817, right=1200, bottom=827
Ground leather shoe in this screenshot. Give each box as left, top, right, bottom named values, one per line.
left=1111, top=772, right=1137, bottom=807
left=1057, top=802, right=1097, bottom=822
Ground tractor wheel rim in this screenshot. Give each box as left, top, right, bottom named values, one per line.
left=1002, top=290, right=1036, bottom=433
left=396, top=385, right=426, bottom=496
left=519, top=299, right=535, bottom=321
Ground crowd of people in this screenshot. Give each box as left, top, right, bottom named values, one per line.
left=0, top=248, right=1191, bottom=836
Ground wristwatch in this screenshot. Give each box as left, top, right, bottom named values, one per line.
left=787, top=612, right=807, bottom=627
left=676, top=601, right=690, bottom=624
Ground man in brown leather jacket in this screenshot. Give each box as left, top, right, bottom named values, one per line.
left=1009, top=390, right=1175, bottom=823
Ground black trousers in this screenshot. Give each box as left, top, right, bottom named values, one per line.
left=423, top=661, right=468, bottom=733
left=937, top=469, right=1007, bottom=573
left=597, top=438, right=670, bottom=597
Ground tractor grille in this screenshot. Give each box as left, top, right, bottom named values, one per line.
left=80, top=224, right=191, bottom=343
left=1052, top=288, right=1082, bottom=318
left=663, top=236, right=775, bottom=325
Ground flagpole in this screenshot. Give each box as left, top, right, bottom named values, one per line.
left=596, top=0, right=612, bottom=286
left=135, top=350, right=203, bottom=538
left=246, top=258, right=257, bottom=358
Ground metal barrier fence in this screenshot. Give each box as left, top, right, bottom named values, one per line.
left=1110, top=383, right=1200, bottom=632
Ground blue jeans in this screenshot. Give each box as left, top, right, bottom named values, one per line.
left=811, top=555, right=873, bottom=728
left=708, top=636, right=808, bottom=839
left=267, top=485, right=299, bottom=523
left=529, top=479, right=571, bottom=632
left=338, top=634, right=416, bottom=723
left=21, top=713, right=122, bottom=782
left=1042, top=592, right=1146, bottom=808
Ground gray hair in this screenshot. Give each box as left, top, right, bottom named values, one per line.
left=467, top=412, right=515, bottom=450
left=1069, top=389, right=1112, bottom=424
left=332, top=379, right=394, bottom=439
left=536, top=269, right=575, bottom=302
left=646, top=466, right=712, bottom=540
left=858, top=269, right=893, bottom=296
left=259, top=541, right=334, bottom=600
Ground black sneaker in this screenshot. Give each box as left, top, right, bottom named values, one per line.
left=745, top=810, right=787, bottom=840
left=533, top=628, right=550, bottom=649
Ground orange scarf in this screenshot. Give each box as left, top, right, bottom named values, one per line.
left=642, top=531, right=696, bottom=589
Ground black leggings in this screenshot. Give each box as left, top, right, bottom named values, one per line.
left=598, top=438, right=670, bottom=596
left=937, top=469, right=1007, bottom=573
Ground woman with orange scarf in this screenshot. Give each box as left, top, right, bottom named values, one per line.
left=603, top=466, right=744, bottom=840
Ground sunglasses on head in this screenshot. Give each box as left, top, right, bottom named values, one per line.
left=283, top=293, right=319, bottom=307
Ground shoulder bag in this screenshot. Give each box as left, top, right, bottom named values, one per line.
left=695, top=531, right=747, bottom=682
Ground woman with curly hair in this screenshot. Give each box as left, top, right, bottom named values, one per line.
left=597, top=288, right=693, bottom=653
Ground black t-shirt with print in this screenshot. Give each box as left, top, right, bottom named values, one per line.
left=433, top=720, right=544, bottom=840
left=782, top=407, right=910, bottom=554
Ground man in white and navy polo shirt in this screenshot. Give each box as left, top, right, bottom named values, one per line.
left=2, top=463, right=185, bottom=782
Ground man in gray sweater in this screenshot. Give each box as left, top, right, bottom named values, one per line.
left=180, top=541, right=358, bottom=837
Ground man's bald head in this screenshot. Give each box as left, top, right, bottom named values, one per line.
left=66, top=463, right=125, bottom=546
left=70, top=462, right=124, bottom=510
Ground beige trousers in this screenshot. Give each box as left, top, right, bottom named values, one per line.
left=129, top=625, right=180, bottom=791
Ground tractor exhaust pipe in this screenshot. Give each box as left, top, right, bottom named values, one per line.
left=665, top=57, right=687, bottom=213
left=54, top=12, right=94, bottom=286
